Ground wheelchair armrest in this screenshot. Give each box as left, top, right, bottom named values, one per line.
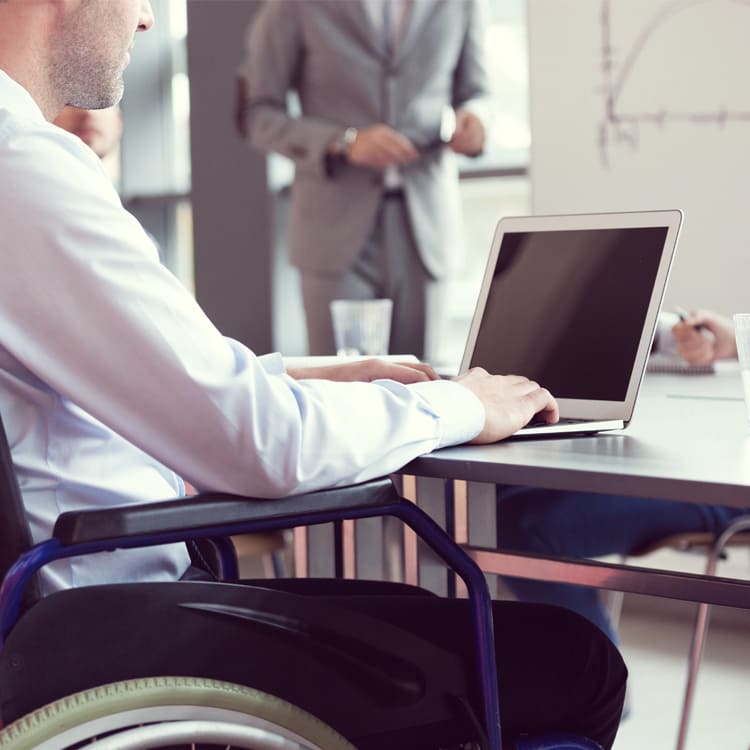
left=52, top=477, right=400, bottom=545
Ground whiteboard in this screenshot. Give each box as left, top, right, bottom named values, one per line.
left=528, top=0, right=750, bottom=315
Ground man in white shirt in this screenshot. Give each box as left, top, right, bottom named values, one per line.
left=0, top=2, right=626, bottom=747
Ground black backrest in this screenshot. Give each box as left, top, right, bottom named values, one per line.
left=0, top=414, right=41, bottom=606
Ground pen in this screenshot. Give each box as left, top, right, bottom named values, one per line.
left=674, top=305, right=691, bottom=323
left=674, top=306, right=710, bottom=335
left=674, top=306, right=701, bottom=330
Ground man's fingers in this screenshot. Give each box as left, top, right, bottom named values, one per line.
left=349, top=125, right=418, bottom=167
left=377, top=362, right=431, bottom=384
left=500, top=374, right=530, bottom=385
left=396, top=362, right=440, bottom=380
left=680, top=346, right=713, bottom=366
left=526, top=386, right=559, bottom=423
left=377, top=126, right=418, bottom=157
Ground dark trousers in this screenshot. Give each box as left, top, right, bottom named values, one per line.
left=496, top=485, right=748, bottom=642
left=4, top=576, right=626, bottom=749
left=240, top=578, right=627, bottom=749
left=301, top=197, right=436, bottom=359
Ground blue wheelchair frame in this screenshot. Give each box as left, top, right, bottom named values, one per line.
left=0, top=474, right=602, bottom=750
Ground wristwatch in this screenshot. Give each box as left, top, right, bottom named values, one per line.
left=324, top=127, right=358, bottom=177
left=330, top=127, right=358, bottom=157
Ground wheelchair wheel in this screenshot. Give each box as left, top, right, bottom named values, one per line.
left=0, top=675, right=357, bottom=750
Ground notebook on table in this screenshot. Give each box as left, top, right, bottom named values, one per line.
left=646, top=352, right=715, bottom=375
left=460, top=210, right=683, bottom=437
left=646, top=310, right=716, bottom=375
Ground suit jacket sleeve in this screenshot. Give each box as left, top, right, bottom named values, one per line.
left=452, top=0, right=494, bottom=134
left=238, top=0, right=340, bottom=178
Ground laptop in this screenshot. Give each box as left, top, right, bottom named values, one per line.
left=460, top=209, right=683, bottom=437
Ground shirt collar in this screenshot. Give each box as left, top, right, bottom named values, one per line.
left=0, top=69, right=48, bottom=123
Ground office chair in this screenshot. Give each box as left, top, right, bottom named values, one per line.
left=603, top=521, right=750, bottom=750
left=0, top=414, right=601, bottom=750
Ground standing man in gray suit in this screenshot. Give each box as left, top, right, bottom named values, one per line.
left=238, top=0, right=493, bottom=358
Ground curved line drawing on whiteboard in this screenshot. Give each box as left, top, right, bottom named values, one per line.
left=599, top=0, right=750, bottom=166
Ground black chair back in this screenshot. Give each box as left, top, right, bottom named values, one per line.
left=0, top=415, right=40, bottom=606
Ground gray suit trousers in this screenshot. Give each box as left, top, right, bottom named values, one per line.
left=301, top=195, right=443, bottom=360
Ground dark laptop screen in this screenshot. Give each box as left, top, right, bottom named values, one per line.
left=468, top=226, right=668, bottom=401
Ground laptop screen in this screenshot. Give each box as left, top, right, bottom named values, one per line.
left=467, top=226, right=668, bottom=401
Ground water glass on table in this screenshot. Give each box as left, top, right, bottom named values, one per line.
left=330, top=299, right=393, bottom=357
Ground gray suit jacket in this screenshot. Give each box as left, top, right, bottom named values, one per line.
left=239, top=0, right=492, bottom=279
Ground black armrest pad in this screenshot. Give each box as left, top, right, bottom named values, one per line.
left=53, top=478, right=401, bottom=545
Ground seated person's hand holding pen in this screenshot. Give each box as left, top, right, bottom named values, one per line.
left=672, top=308, right=738, bottom=365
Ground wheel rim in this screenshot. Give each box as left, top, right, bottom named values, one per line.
left=82, top=719, right=314, bottom=750
left=0, top=677, right=357, bottom=750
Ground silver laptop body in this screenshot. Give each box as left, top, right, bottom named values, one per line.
left=460, top=210, right=683, bottom=437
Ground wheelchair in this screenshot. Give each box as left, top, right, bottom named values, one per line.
left=0, top=416, right=602, bottom=750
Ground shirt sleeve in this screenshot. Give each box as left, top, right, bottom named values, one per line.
left=407, top=379, right=485, bottom=447
left=652, top=312, right=680, bottom=356
left=0, top=122, right=483, bottom=500
left=238, top=0, right=339, bottom=177
left=257, top=352, right=286, bottom=375
left=452, top=0, right=495, bottom=130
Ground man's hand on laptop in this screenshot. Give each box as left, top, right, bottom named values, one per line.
left=453, top=368, right=559, bottom=444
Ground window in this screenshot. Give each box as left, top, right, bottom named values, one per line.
left=459, top=0, right=530, bottom=177
left=120, top=0, right=192, bottom=286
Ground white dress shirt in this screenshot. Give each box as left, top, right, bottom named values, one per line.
left=361, top=0, right=492, bottom=189
left=652, top=312, right=681, bottom=356
left=362, top=0, right=411, bottom=52
left=0, top=70, right=484, bottom=594
left=362, top=0, right=411, bottom=189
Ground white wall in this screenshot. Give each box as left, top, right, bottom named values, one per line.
left=528, top=0, right=750, bottom=316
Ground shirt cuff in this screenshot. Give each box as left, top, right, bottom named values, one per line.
left=653, top=312, right=680, bottom=356
left=409, top=379, right=485, bottom=448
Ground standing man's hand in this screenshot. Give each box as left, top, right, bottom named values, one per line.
left=345, top=124, right=419, bottom=169
left=448, top=109, right=485, bottom=156
left=452, top=368, right=559, bottom=443
left=672, top=310, right=737, bottom=365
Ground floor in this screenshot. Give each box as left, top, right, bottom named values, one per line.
left=613, top=572, right=750, bottom=749
left=614, top=596, right=750, bottom=750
